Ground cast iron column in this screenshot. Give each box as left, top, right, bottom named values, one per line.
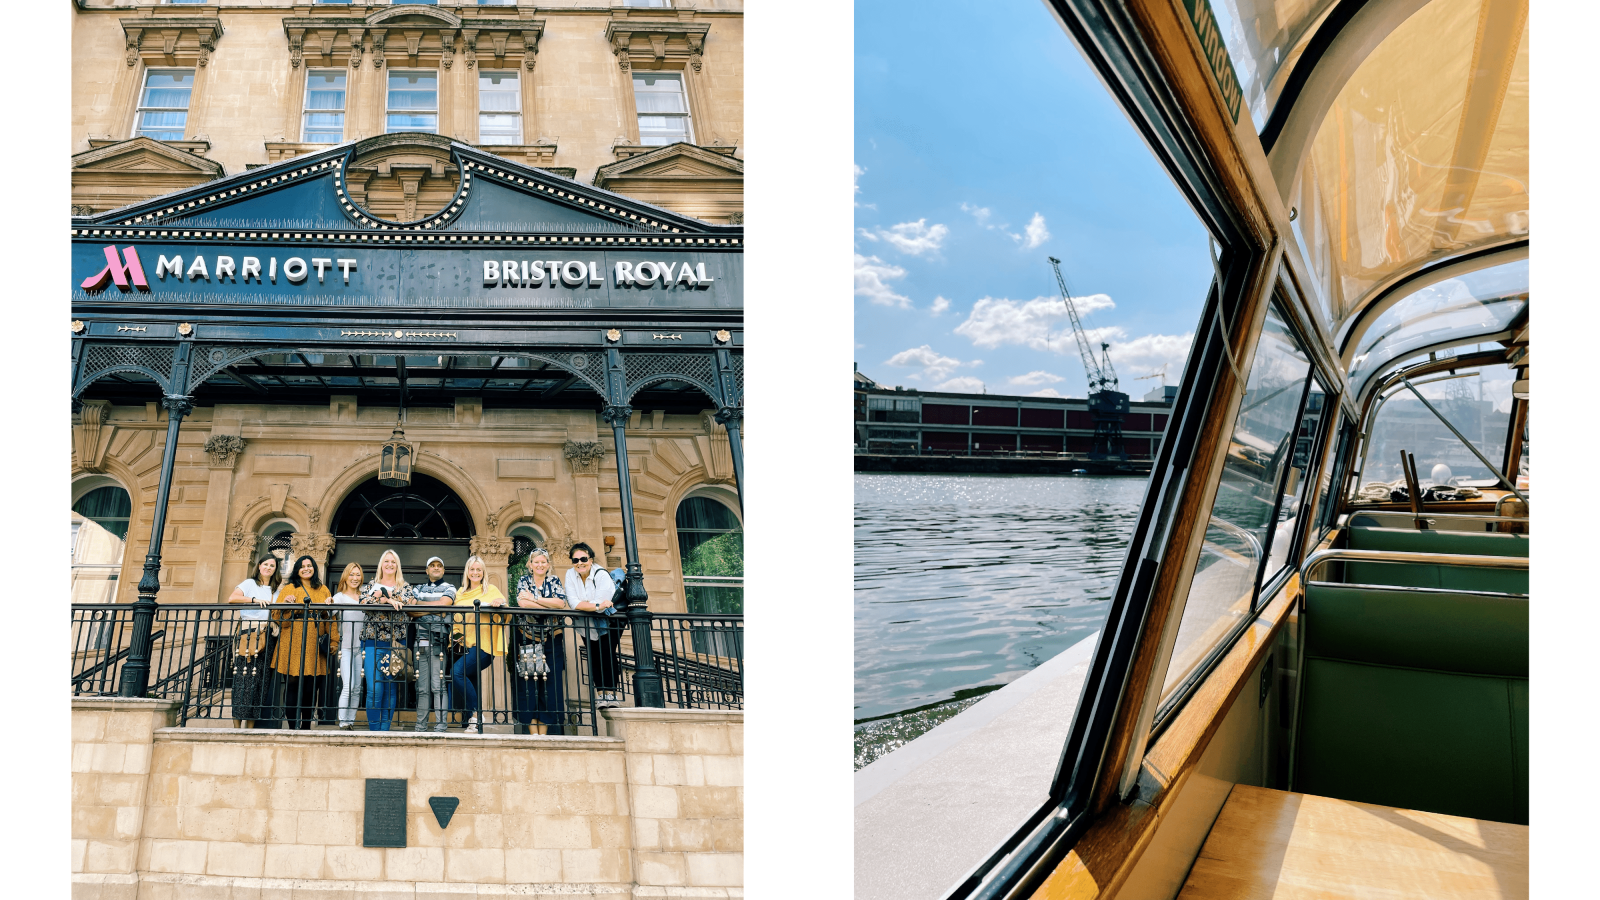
left=714, top=407, right=745, bottom=511
left=604, top=349, right=664, bottom=707
left=119, top=391, right=194, bottom=697
left=712, top=348, right=744, bottom=510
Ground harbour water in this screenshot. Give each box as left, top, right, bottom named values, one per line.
left=854, top=473, right=1146, bottom=768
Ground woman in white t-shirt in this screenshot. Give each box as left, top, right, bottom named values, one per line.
left=330, top=562, right=366, bottom=730
left=228, top=555, right=283, bottom=727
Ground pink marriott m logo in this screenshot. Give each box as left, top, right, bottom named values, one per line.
left=82, top=245, right=151, bottom=293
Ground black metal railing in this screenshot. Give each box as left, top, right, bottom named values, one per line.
left=70, top=601, right=744, bottom=733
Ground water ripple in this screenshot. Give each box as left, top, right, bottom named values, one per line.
left=854, top=473, right=1144, bottom=723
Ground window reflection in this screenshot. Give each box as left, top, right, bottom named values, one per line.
left=1163, top=302, right=1312, bottom=698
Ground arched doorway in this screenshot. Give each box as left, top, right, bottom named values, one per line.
left=328, top=473, right=475, bottom=579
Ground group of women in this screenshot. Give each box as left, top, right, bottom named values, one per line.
left=227, top=545, right=605, bottom=733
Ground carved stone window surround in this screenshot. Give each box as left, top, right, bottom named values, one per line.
left=283, top=12, right=544, bottom=72
left=120, top=16, right=224, bottom=69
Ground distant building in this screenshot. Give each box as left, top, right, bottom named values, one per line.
left=854, top=371, right=1173, bottom=458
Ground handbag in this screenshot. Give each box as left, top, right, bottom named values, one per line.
left=237, top=628, right=268, bottom=659
left=377, top=645, right=416, bottom=680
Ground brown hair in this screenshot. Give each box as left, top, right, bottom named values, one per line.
left=251, top=554, right=283, bottom=591
left=335, top=562, right=364, bottom=597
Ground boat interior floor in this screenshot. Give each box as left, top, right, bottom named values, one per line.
left=1175, top=784, right=1528, bottom=900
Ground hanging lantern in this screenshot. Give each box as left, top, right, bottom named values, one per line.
left=378, top=425, right=413, bottom=487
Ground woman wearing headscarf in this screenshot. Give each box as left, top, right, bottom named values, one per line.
left=228, top=554, right=282, bottom=727
left=513, top=548, right=569, bottom=734
left=358, top=549, right=416, bottom=731
left=271, top=555, right=337, bottom=730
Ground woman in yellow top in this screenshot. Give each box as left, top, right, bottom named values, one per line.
left=270, top=555, right=338, bottom=730
left=450, top=555, right=507, bottom=733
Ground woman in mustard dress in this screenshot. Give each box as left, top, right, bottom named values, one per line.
left=270, top=555, right=338, bottom=730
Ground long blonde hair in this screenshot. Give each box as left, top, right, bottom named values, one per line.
left=462, top=555, right=487, bottom=591
left=374, top=549, right=407, bottom=587
left=335, top=562, right=364, bottom=597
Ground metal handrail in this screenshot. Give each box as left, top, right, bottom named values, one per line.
left=1300, top=548, right=1528, bottom=583
left=1345, top=512, right=1532, bottom=525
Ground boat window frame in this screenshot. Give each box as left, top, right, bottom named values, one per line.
left=1148, top=290, right=1324, bottom=736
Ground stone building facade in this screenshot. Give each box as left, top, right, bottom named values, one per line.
left=70, top=0, right=745, bottom=617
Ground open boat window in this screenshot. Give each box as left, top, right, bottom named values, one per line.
left=1266, top=376, right=1330, bottom=577
left=1286, top=0, right=1528, bottom=327
left=1355, top=361, right=1517, bottom=497
left=1159, top=300, right=1313, bottom=702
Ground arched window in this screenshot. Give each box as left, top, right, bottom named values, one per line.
left=73, top=485, right=131, bottom=540
left=328, top=473, right=475, bottom=574
left=72, top=482, right=131, bottom=612
left=507, top=524, right=546, bottom=588
left=676, top=495, right=742, bottom=615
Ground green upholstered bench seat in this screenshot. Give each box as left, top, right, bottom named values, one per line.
left=1340, top=527, right=1528, bottom=593
left=1294, top=583, right=1528, bottom=825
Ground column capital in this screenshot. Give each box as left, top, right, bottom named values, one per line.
left=203, top=434, right=247, bottom=470
left=161, top=394, right=194, bottom=417
left=600, top=404, right=633, bottom=427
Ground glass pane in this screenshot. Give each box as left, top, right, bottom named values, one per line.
left=634, top=91, right=687, bottom=114
left=1264, top=379, right=1328, bottom=578
left=478, top=114, right=520, bottom=144
left=387, top=113, right=438, bottom=133
left=138, top=110, right=188, bottom=139
left=1347, top=259, right=1527, bottom=396
left=1206, top=0, right=1341, bottom=130
left=1361, top=363, right=1515, bottom=490
left=1162, top=302, right=1313, bottom=698
left=637, top=115, right=689, bottom=145
left=480, top=90, right=519, bottom=112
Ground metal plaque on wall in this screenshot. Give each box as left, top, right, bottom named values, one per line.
left=363, top=778, right=408, bottom=848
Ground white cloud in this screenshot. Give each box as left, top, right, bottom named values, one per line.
left=853, top=165, right=874, bottom=209
left=936, top=376, right=987, bottom=393
left=953, top=294, right=1116, bottom=351
left=960, top=202, right=992, bottom=225
left=1027, top=388, right=1066, bottom=398
left=930, top=295, right=950, bottom=315
left=854, top=254, right=911, bottom=308
left=1107, top=333, right=1195, bottom=378
left=1022, top=212, right=1050, bottom=249
left=886, top=345, right=963, bottom=382
left=1008, top=370, right=1065, bottom=386
left=859, top=218, right=949, bottom=256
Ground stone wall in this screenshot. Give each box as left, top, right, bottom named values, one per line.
left=71, top=699, right=742, bottom=900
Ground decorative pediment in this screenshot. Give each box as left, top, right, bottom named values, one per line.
left=72, top=137, right=225, bottom=217
left=120, top=16, right=223, bottom=68
left=593, top=143, right=742, bottom=224
left=604, top=18, right=710, bottom=72
left=284, top=9, right=543, bottom=70
left=75, top=134, right=738, bottom=238
left=76, top=138, right=223, bottom=176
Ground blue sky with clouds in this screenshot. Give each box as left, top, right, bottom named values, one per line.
left=855, top=0, right=1216, bottom=399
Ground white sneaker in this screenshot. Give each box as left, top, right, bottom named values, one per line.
left=465, top=716, right=479, bottom=734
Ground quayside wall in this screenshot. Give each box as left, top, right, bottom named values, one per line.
left=71, top=698, right=742, bottom=900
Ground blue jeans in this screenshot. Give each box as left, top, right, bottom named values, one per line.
left=362, top=639, right=404, bottom=731
left=451, top=646, right=496, bottom=719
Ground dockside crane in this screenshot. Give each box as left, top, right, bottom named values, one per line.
left=1049, top=256, right=1129, bottom=461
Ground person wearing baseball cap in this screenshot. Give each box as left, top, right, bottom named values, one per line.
left=410, top=556, right=457, bottom=732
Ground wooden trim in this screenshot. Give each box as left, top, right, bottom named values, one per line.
left=1087, top=237, right=1280, bottom=817
left=1028, top=579, right=1301, bottom=900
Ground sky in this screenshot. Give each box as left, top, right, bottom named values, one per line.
left=854, top=0, right=1216, bottom=400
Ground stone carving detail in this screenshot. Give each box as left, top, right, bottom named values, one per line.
left=197, top=26, right=218, bottom=67
left=727, top=211, right=743, bottom=225
left=523, top=29, right=541, bottom=70
left=126, top=28, right=142, bottom=66
left=688, top=33, right=705, bottom=72
left=74, top=400, right=112, bottom=474
left=470, top=534, right=513, bottom=561
left=486, top=512, right=500, bottom=530
left=289, top=532, right=338, bottom=568
left=224, top=527, right=259, bottom=561
left=349, top=28, right=365, bottom=67
left=288, top=29, right=304, bottom=68
left=564, top=441, right=607, bottom=476
left=309, top=507, right=322, bottom=527
left=203, top=434, right=247, bottom=470
left=72, top=205, right=96, bottom=217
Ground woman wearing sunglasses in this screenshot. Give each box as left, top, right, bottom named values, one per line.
left=564, top=542, right=622, bottom=708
